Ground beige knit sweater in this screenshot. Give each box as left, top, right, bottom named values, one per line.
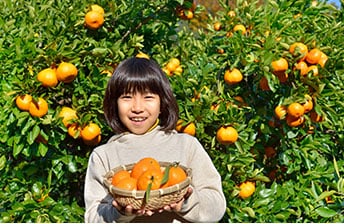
left=84, top=126, right=226, bottom=223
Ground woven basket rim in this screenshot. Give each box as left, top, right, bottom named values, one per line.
left=104, top=161, right=192, bottom=199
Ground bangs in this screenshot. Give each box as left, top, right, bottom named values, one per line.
left=121, top=74, right=161, bottom=95
left=116, top=59, right=163, bottom=95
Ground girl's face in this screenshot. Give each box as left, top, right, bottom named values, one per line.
left=117, top=91, right=160, bottom=135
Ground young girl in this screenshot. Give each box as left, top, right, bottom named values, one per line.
left=84, top=57, right=226, bottom=222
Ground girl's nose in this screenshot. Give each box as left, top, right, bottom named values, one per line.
left=131, top=97, right=144, bottom=112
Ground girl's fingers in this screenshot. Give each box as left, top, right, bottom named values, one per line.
left=124, top=205, right=134, bottom=215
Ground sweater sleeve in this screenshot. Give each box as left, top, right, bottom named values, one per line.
left=178, top=137, right=227, bottom=222
left=84, top=150, right=135, bottom=223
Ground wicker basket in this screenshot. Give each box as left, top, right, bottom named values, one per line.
left=103, top=161, right=192, bottom=210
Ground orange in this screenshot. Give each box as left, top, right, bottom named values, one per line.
left=90, top=4, right=104, bottom=15
left=58, top=106, right=78, bottom=127
left=68, top=124, right=81, bottom=139
left=302, top=98, right=314, bottom=113
left=210, top=103, right=220, bottom=112
left=306, top=48, right=322, bottom=65
left=318, top=52, right=328, bottom=68
left=182, top=122, right=196, bottom=136
left=83, top=134, right=101, bottom=146
left=179, top=9, right=193, bottom=20
left=271, top=58, right=288, bottom=72
left=84, top=10, right=104, bottom=30
left=265, top=146, right=276, bottom=158
left=310, top=111, right=324, bottom=122
left=275, top=72, right=288, bottom=83
left=162, top=67, right=172, bottom=76
left=307, top=65, right=319, bottom=76
left=29, top=98, right=48, bottom=117
left=56, top=62, right=78, bottom=83
left=176, top=120, right=196, bottom=136
left=177, top=7, right=193, bottom=20
left=307, top=125, right=315, bottom=134
left=81, top=123, right=101, bottom=141
left=213, top=21, right=222, bottom=31
left=259, top=76, right=270, bottom=91
left=286, top=114, right=305, bottom=127
left=29, top=98, right=48, bottom=118
left=115, top=177, right=137, bottom=190
left=226, top=31, right=233, bottom=38
left=185, top=10, right=194, bottom=19
left=227, top=10, right=236, bottom=17
left=137, top=169, right=164, bottom=190
left=131, top=157, right=161, bottom=179
left=174, top=65, right=183, bottom=75
left=166, top=58, right=180, bottom=72
left=36, top=193, right=49, bottom=203
left=162, top=164, right=187, bottom=188
left=112, top=170, right=131, bottom=186
left=175, top=6, right=184, bottom=18
left=224, top=68, right=243, bottom=84
left=101, top=69, right=113, bottom=77
left=295, top=61, right=308, bottom=76
left=289, top=42, right=308, bottom=61
left=287, top=102, right=305, bottom=118
left=37, top=68, right=58, bottom=87
left=16, top=94, right=32, bottom=111
left=233, top=24, right=246, bottom=35
left=233, top=96, right=246, bottom=106
left=136, top=52, right=150, bottom=59
left=274, top=105, right=287, bottom=120
left=175, top=119, right=184, bottom=132
left=216, top=126, right=239, bottom=145
left=238, top=181, right=255, bottom=199
left=217, top=48, right=225, bottom=54
left=293, top=13, right=302, bottom=19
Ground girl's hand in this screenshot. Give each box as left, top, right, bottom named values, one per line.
left=113, top=187, right=193, bottom=216
left=112, top=200, right=134, bottom=216
left=159, top=186, right=193, bottom=213
left=112, top=200, right=155, bottom=216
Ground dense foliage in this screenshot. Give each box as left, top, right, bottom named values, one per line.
left=0, top=0, right=343, bottom=222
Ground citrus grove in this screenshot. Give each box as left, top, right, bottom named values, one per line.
left=0, top=0, right=343, bottom=222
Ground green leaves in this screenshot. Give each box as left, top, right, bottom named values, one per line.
left=315, top=207, right=337, bottom=218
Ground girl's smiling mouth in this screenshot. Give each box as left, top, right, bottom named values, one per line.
left=130, top=117, right=147, bottom=122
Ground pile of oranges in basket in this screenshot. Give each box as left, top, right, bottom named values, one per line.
left=111, top=157, right=187, bottom=191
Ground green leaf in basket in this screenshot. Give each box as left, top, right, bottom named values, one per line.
left=160, top=161, right=180, bottom=187
left=144, top=182, right=152, bottom=204
left=161, top=165, right=170, bottom=186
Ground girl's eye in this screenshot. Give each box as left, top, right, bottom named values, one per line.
left=120, top=95, right=132, bottom=99
left=144, top=94, right=156, bottom=99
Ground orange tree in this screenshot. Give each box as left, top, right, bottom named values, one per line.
left=0, top=0, right=343, bottom=222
